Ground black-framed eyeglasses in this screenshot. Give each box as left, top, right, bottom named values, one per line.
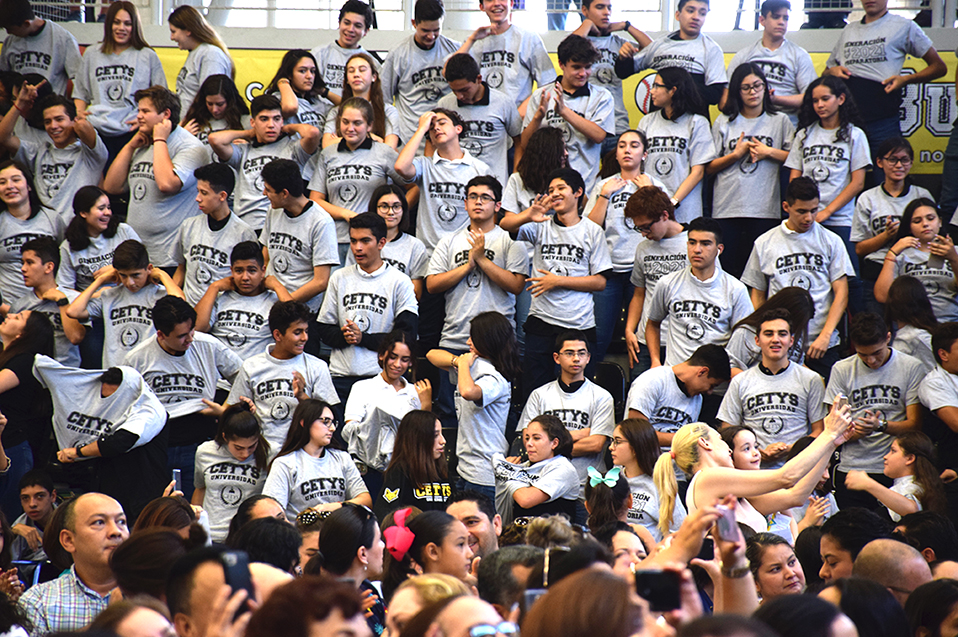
left=740, top=81, right=766, bottom=93
left=468, top=622, right=519, bottom=637
left=377, top=202, right=404, bottom=212
left=466, top=193, right=497, bottom=203
left=881, top=155, right=912, bottom=166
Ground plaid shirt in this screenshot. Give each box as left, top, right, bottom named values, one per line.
left=18, top=566, right=111, bottom=636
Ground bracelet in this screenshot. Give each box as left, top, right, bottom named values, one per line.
left=451, top=355, right=459, bottom=368
left=14, top=104, right=28, bottom=117
left=721, top=564, right=751, bottom=579
left=0, top=455, right=10, bottom=475
left=598, top=193, right=610, bottom=200
left=278, top=78, right=290, bottom=85
left=624, top=20, right=631, bottom=30
left=153, top=138, right=167, bottom=144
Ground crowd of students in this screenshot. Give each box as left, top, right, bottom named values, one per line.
left=0, top=0, right=957, bottom=633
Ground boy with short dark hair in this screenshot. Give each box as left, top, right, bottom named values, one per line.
left=173, top=163, right=257, bottom=307
left=520, top=35, right=613, bottom=193
left=10, top=469, right=56, bottom=563
left=227, top=300, right=340, bottom=450
left=0, top=0, right=81, bottom=95
left=310, top=0, right=376, bottom=97
left=11, top=236, right=85, bottom=366
left=196, top=240, right=293, bottom=362
left=67, top=239, right=184, bottom=367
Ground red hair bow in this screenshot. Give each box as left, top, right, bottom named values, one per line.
left=384, top=507, right=415, bottom=560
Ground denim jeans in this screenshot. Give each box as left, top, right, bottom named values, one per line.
left=592, top=271, right=633, bottom=363
left=167, top=442, right=200, bottom=502
left=0, top=440, right=32, bottom=523
left=863, top=115, right=902, bottom=187
left=455, top=479, right=495, bottom=502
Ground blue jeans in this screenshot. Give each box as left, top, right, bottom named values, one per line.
left=823, top=224, right=863, bottom=315
left=456, top=479, right=495, bottom=503
left=714, top=218, right=780, bottom=280
left=863, top=115, right=902, bottom=188
left=437, top=349, right=466, bottom=424
left=942, top=118, right=958, bottom=226
left=167, top=442, right=200, bottom=502
left=592, top=271, right=633, bottom=363
left=0, top=441, right=32, bottom=523
left=805, top=345, right=845, bottom=386
left=514, top=287, right=532, bottom=353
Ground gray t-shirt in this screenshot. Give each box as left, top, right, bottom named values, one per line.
left=207, top=289, right=279, bottom=363
left=492, top=454, right=579, bottom=523
left=647, top=267, right=753, bottom=366
left=58, top=223, right=140, bottom=292
left=0, top=22, right=81, bottom=95
left=890, top=249, right=958, bottom=322
left=436, top=85, right=522, bottom=186
left=742, top=221, right=854, bottom=347
left=636, top=111, right=716, bottom=223
left=454, top=357, right=512, bottom=486
left=583, top=174, right=668, bottom=272
left=171, top=213, right=257, bottom=306
left=893, top=325, right=935, bottom=373
left=427, top=225, right=529, bottom=351
left=784, top=122, right=872, bottom=228
left=850, top=184, right=934, bottom=265
left=16, top=136, right=109, bottom=223
left=194, top=440, right=267, bottom=542
left=261, top=202, right=340, bottom=312
left=0, top=209, right=60, bottom=302
left=10, top=289, right=83, bottom=367
left=410, top=151, right=490, bottom=254
left=176, top=43, right=233, bottom=115
left=726, top=323, right=806, bottom=371
left=317, top=263, right=418, bottom=377
left=225, top=136, right=312, bottom=230
left=626, top=365, right=702, bottom=441
left=125, top=127, right=209, bottom=267
left=310, top=42, right=372, bottom=97
left=346, top=232, right=428, bottom=280
left=468, top=24, right=557, bottom=107
left=825, top=349, right=923, bottom=473
left=919, top=365, right=958, bottom=414
left=711, top=112, right=794, bottom=220
left=727, top=39, right=817, bottom=124
left=381, top=34, right=461, bottom=143
left=588, top=33, right=631, bottom=134
left=630, top=231, right=688, bottom=345
left=717, top=363, right=827, bottom=462
left=517, top=217, right=613, bottom=330
left=626, top=473, right=686, bottom=541
left=827, top=13, right=933, bottom=84
left=629, top=32, right=727, bottom=85
left=226, top=346, right=339, bottom=450
left=74, top=45, right=167, bottom=137
left=263, top=448, right=367, bottom=519
left=523, top=82, right=615, bottom=193
left=519, top=379, right=615, bottom=498
left=86, top=283, right=168, bottom=367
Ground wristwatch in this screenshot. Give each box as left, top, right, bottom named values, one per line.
left=876, top=418, right=889, bottom=433
left=623, top=20, right=631, bottom=30
left=75, top=444, right=85, bottom=458
left=56, top=297, right=69, bottom=307
left=721, top=564, right=751, bottom=579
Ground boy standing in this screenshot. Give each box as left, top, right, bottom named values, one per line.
left=0, top=0, right=81, bottom=95
left=311, top=0, right=376, bottom=99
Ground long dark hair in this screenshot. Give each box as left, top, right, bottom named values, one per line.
left=895, top=198, right=940, bottom=243
left=468, top=312, right=520, bottom=382
left=385, top=410, right=446, bottom=487
left=272, top=400, right=344, bottom=463
left=337, top=53, right=387, bottom=140
left=317, top=503, right=378, bottom=576
left=599, top=130, right=647, bottom=180
left=64, top=186, right=121, bottom=251
left=584, top=471, right=630, bottom=532
left=377, top=330, right=417, bottom=378
left=655, top=66, right=703, bottom=121
left=516, top=127, right=566, bottom=195
left=615, top=418, right=659, bottom=476
left=215, top=402, right=269, bottom=470
left=101, top=1, right=150, bottom=53
left=896, top=431, right=947, bottom=516
left=381, top=510, right=458, bottom=601
left=0, top=311, right=54, bottom=369
left=368, top=184, right=410, bottom=234
left=732, top=287, right=814, bottom=351
left=0, top=160, right=43, bottom=219
left=797, top=76, right=864, bottom=143
left=182, top=74, right=248, bottom=130
left=886, top=276, right=938, bottom=334
left=723, top=63, right=777, bottom=120
left=267, top=50, right=327, bottom=100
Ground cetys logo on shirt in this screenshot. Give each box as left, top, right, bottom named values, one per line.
left=221, top=485, right=243, bottom=506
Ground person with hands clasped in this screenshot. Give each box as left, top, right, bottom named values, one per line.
left=875, top=199, right=958, bottom=323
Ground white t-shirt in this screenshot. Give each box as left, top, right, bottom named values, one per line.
left=727, top=39, right=817, bottom=124
left=588, top=33, right=631, bottom=134
left=888, top=475, right=922, bottom=522
left=492, top=453, right=579, bottom=523
left=626, top=365, right=702, bottom=446
left=850, top=184, right=934, bottom=266
left=263, top=447, right=368, bottom=519
left=454, top=357, right=512, bottom=487
left=583, top=174, right=668, bottom=272
left=207, top=290, right=280, bottom=364
left=468, top=24, right=557, bottom=107
left=225, top=136, right=313, bottom=230
left=630, top=231, right=688, bottom=346
left=0, top=209, right=60, bottom=303
left=342, top=373, right=421, bottom=471
left=57, top=224, right=140, bottom=292
left=346, top=232, right=428, bottom=281
left=86, top=283, right=168, bottom=367
left=16, top=136, right=109, bottom=223
left=892, top=325, right=935, bottom=373
left=628, top=32, right=727, bottom=86
left=171, top=213, right=258, bottom=306
left=0, top=21, right=81, bottom=95
left=889, top=249, right=958, bottom=322
left=10, top=289, right=83, bottom=367
left=176, top=43, right=233, bottom=115
left=409, top=151, right=490, bottom=254
left=194, top=441, right=267, bottom=542
left=625, top=472, right=687, bottom=541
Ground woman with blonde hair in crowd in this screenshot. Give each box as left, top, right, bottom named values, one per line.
left=168, top=5, right=234, bottom=116
left=385, top=574, right=471, bottom=637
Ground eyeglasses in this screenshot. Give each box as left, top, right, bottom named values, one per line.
left=315, top=417, right=338, bottom=430
left=740, top=81, right=766, bottom=94
left=558, top=349, right=589, bottom=359
left=466, top=193, right=497, bottom=203
left=881, top=155, right=912, bottom=166
left=651, top=82, right=668, bottom=90
left=377, top=202, right=404, bottom=212
left=634, top=218, right=658, bottom=233
left=610, top=437, right=629, bottom=448
left=468, top=623, right=519, bottom=637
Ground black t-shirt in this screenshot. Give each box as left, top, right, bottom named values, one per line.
left=373, top=469, right=453, bottom=521
left=0, top=353, right=51, bottom=448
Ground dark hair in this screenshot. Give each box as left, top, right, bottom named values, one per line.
left=267, top=50, right=325, bottom=100
left=0, top=0, right=35, bottom=28
left=466, top=175, right=502, bottom=203
left=897, top=511, right=958, bottom=563
left=382, top=510, right=461, bottom=601
left=432, top=107, right=463, bottom=140
left=469, top=311, right=521, bottom=382
left=152, top=295, right=196, bottom=335
left=230, top=517, right=301, bottom=573
left=820, top=508, right=894, bottom=560
left=245, top=576, right=364, bottom=637
left=794, top=525, right=824, bottom=590
left=261, top=158, right=304, bottom=198
left=446, top=489, right=497, bottom=524
left=215, top=402, right=269, bottom=469
left=112, top=239, right=150, bottom=271
left=18, top=468, right=54, bottom=494
left=134, top=85, right=181, bottom=129
left=687, top=216, right=723, bottom=245
left=895, top=197, right=941, bottom=243
left=0, top=160, right=43, bottom=218
left=224, top=495, right=284, bottom=546
left=338, top=0, right=374, bottom=27
left=615, top=418, right=659, bottom=476
left=547, top=168, right=586, bottom=211
left=414, top=0, right=444, bottom=21
left=556, top=34, right=600, bottom=66
left=895, top=431, right=947, bottom=515
left=21, top=236, right=58, bottom=274
left=526, top=414, right=573, bottom=459
left=848, top=311, right=888, bottom=347
left=133, top=495, right=196, bottom=532
left=516, top=128, right=566, bottom=196
left=678, top=615, right=778, bottom=637
left=443, top=53, right=481, bottom=83
left=933, top=322, right=958, bottom=365
left=797, top=76, right=864, bottom=143
left=723, top=63, right=776, bottom=120
left=624, top=185, right=674, bottom=223
left=757, top=308, right=793, bottom=334
left=0, top=310, right=53, bottom=370
left=0, top=512, right=12, bottom=570
left=64, top=186, right=120, bottom=252
left=786, top=175, right=820, bottom=204
left=886, top=276, right=937, bottom=335
left=760, top=0, right=790, bottom=15
left=553, top=331, right=590, bottom=354
left=476, top=544, right=543, bottom=607
left=109, top=528, right=194, bottom=598
left=377, top=330, right=417, bottom=378
left=349, top=211, right=387, bottom=242
left=43, top=496, right=75, bottom=572
left=166, top=546, right=232, bottom=617
left=316, top=503, right=379, bottom=575
left=269, top=300, right=311, bottom=335
left=584, top=470, right=630, bottom=532
left=876, top=136, right=914, bottom=161
left=521, top=568, right=639, bottom=637
left=600, top=130, right=649, bottom=178
left=732, top=287, right=814, bottom=353
left=687, top=343, right=731, bottom=382
left=721, top=425, right=757, bottom=463
left=827, top=577, right=910, bottom=637
left=905, top=579, right=958, bottom=637
left=273, top=400, right=342, bottom=461
left=677, top=0, right=708, bottom=8
left=194, top=162, right=235, bottom=196
left=37, top=93, right=76, bottom=120
left=337, top=96, right=375, bottom=134
left=182, top=75, right=248, bottom=132
left=753, top=594, right=843, bottom=637
left=745, top=532, right=792, bottom=577
left=230, top=240, right=265, bottom=268
left=386, top=410, right=447, bottom=490
left=336, top=54, right=387, bottom=140
left=368, top=184, right=410, bottom=233
left=655, top=67, right=704, bottom=120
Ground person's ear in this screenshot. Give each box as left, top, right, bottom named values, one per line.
left=553, top=351, right=561, bottom=366
left=377, top=236, right=387, bottom=250
left=357, top=545, right=369, bottom=566
left=550, top=437, right=558, bottom=451
left=493, top=514, right=503, bottom=536
left=218, top=190, right=228, bottom=203
left=59, top=528, right=76, bottom=555
left=904, top=453, right=916, bottom=466
left=837, top=93, right=846, bottom=106
left=921, top=547, right=936, bottom=563
left=424, top=541, right=441, bottom=564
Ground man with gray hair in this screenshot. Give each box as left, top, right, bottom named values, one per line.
left=477, top=545, right=543, bottom=618
left=852, top=538, right=932, bottom=606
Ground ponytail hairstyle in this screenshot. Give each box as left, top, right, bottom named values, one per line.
left=381, top=509, right=458, bottom=602
left=65, top=186, right=120, bottom=252
left=168, top=6, right=234, bottom=78
left=316, top=503, right=379, bottom=576
left=468, top=311, right=521, bottom=382
left=896, top=431, right=947, bottom=515
left=652, top=422, right=714, bottom=537
left=215, top=402, right=270, bottom=470
left=584, top=468, right=630, bottom=533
